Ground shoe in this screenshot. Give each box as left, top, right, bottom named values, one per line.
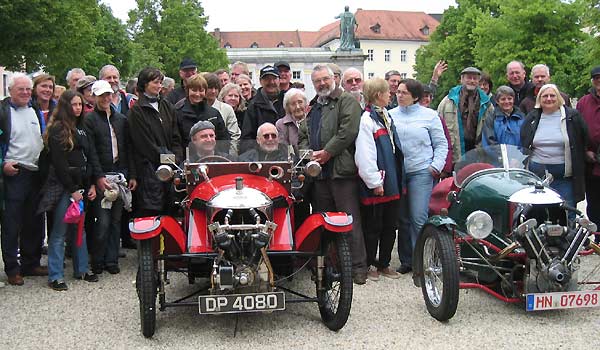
left=22, top=265, right=48, bottom=276
left=49, top=280, right=68, bottom=291
left=122, top=239, right=137, bottom=249
left=118, top=249, right=126, bottom=258
left=105, top=265, right=120, bottom=274
left=7, top=274, right=24, bottom=286
left=91, top=266, right=103, bottom=275
left=367, top=265, right=380, bottom=281
left=353, top=272, right=367, bottom=285
left=379, top=266, right=401, bottom=279
left=396, top=265, right=412, bottom=274
left=76, top=272, right=99, bottom=282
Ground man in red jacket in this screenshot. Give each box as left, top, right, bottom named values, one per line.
left=576, top=66, right=600, bottom=243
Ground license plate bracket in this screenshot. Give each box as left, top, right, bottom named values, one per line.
left=199, top=291, right=285, bottom=314
left=526, top=290, right=600, bottom=311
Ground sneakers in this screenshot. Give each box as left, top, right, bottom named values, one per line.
left=379, top=267, right=401, bottom=279
left=76, top=273, right=99, bottom=282
left=367, top=265, right=380, bottom=281
left=105, top=265, right=120, bottom=274
left=396, top=265, right=412, bottom=274
left=91, top=266, right=103, bottom=275
left=49, top=280, right=68, bottom=291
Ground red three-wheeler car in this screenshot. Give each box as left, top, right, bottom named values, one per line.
left=129, top=142, right=353, bottom=337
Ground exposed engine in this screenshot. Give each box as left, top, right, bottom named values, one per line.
left=206, top=177, right=278, bottom=292
left=512, top=203, right=595, bottom=293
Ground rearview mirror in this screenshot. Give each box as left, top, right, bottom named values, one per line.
left=160, top=153, right=176, bottom=165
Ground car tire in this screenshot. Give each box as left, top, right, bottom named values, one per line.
left=417, top=224, right=459, bottom=321
left=317, top=234, right=353, bottom=331
left=137, top=239, right=157, bottom=338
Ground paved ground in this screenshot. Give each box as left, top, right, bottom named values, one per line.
left=1, top=247, right=599, bottom=350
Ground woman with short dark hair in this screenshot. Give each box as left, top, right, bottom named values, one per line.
left=482, top=85, right=525, bottom=147
left=128, top=67, right=183, bottom=217
left=389, top=78, right=448, bottom=274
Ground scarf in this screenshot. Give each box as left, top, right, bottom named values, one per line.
left=459, top=88, right=479, bottom=144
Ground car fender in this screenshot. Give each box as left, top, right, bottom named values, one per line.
left=412, top=218, right=456, bottom=288
left=295, top=212, right=353, bottom=252
left=426, top=215, right=457, bottom=229
left=129, top=216, right=187, bottom=253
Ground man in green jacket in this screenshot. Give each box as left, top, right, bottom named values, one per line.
left=437, top=67, right=494, bottom=164
left=299, top=64, right=368, bottom=284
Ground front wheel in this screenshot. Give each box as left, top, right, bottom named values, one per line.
left=317, top=234, right=353, bottom=331
left=136, top=239, right=157, bottom=338
left=416, top=225, right=459, bottom=321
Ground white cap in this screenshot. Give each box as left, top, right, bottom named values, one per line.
left=91, top=80, right=113, bottom=96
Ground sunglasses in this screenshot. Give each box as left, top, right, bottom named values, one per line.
left=262, top=133, right=277, bottom=140
left=346, top=77, right=362, bottom=84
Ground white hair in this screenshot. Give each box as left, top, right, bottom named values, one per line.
left=162, top=77, right=175, bottom=88
left=65, top=68, right=85, bottom=82
left=312, top=64, right=334, bottom=77
left=283, top=88, right=307, bottom=114
left=257, top=122, right=278, bottom=137
left=531, top=64, right=550, bottom=76
left=342, top=67, right=363, bottom=81
left=98, top=64, right=119, bottom=79
left=8, top=72, right=33, bottom=90
left=506, top=60, right=525, bottom=72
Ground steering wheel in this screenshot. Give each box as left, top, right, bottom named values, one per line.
left=198, top=155, right=231, bottom=163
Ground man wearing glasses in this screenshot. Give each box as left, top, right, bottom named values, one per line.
left=239, top=123, right=287, bottom=162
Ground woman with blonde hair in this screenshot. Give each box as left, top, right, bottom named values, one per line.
left=521, top=83, right=588, bottom=209
left=218, top=83, right=247, bottom=129
left=355, top=78, right=405, bottom=281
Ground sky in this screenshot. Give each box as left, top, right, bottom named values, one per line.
left=103, top=0, right=457, bottom=31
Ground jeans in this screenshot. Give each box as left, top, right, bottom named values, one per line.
left=398, top=168, right=435, bottom=267
left=48, top=193, right=90, bottom=281
left=92, top=195, right=123, bottom=268
left=1, top=169, right=44, bottom=276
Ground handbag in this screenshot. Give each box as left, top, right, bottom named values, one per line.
left=63, top=199, right=84, bottom=224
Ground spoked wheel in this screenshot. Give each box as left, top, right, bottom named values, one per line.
left=136, top=239, right=157, bottom=338
left=417, top=225, right=459, bottom=321
left=317, top=234, right=353, bottom=331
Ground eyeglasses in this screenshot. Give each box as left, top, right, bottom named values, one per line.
left=345, top=77, right=362, bottom=84
left=312, top=76, right=331, bottom=84
left=261, top=133, right=277, bottom=140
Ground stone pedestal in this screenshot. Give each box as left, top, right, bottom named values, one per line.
left=330, top=49, right=367, bottom=75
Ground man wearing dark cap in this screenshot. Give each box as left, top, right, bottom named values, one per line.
left=437, top=66, right=494, bottom=163
left=241, top=65, right=285, bottom=140
left=167, top=58, right=198, bottom=105
left=576, top=66, right=600, bottom=243
left=275, top=61, right=292, bottom=94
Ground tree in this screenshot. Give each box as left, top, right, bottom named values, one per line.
left=127, top=0, right=229, bottom=79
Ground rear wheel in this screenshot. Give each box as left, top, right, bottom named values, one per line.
left=417, top=225, right=459, bottom=321
left=136, top=239, right=157, bottom=338
left=317, top=234, right=353, bottom=331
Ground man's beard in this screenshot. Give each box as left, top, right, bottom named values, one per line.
left=111, top=84, right=120, bottom=93
left=316, top=81, right=336, bottom=97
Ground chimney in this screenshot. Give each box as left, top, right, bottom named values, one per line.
left=214, top=27, right=221, bottom=41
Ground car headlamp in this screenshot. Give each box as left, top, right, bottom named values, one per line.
left=466, top=210, right=493, bottom=239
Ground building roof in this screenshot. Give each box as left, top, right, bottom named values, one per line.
left=211, top=9, right=439, bottom=49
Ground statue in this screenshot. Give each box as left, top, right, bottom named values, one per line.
left=335, top=6, right=358, bottom=51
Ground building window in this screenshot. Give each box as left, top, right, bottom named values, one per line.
left=400, top=73, right=407, bottom=79
left=367, top=49, right=374, bottom=61
left=250, top=42, right=258, bottom=48
left=368, top=73, right=374, bottom=79
left=370, top=23, right=381, bottom=33
left=292, top=71, right=301, bottom=80
left=224, top=42, right=232, bottom=48
left=277, top=42, right=285, bottom=48
left=420, top=25, right=430, bottom=35
left=400, top=50, right=407, bottom=62
left=384, top=50, right=391, bottom=62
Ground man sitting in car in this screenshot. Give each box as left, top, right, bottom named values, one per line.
left=239, top=123, right=289, bottom=162
left=189, top=120, right=233, bottom=162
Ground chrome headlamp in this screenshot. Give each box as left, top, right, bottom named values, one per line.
left=466, top=210, right=493, bottom=239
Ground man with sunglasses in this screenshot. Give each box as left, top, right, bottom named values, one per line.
left=239, top=123, right=288, bottom=162
left=342, top=67, right=365, bottom=109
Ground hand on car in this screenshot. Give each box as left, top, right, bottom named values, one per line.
left=2, top=161, right=19, bottom=176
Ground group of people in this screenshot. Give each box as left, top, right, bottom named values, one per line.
left=1, top=57, right=599, bottom=288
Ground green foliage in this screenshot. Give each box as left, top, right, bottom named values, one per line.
left=127, top=0, right=229, bottom=80
left=416, top=0, right=595, bottom=106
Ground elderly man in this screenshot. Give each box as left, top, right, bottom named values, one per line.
left=438, top=67, right=494, bottom=163
left=275, top=61, right=292, bottom=94
left=66, top=68, right=86, bottom=91
left=167, top=58, right=198, bottom=105
left=239, top=123, right=287, bottom=161
left=519, top=64, right=571, bottom=114
left=506, top=61, right=534, bottom=107
left=230, top=61, right=250, bottom=83
left=214, top=69, right=230, bottom=87
left=189, top=120, right=232, bottom=161
left=0, top=73, right=47, bottom=285
left=385, top=70, right=402, bottom=109
left=241, top=65, right=284, bottom=140
left=161, top=77, right=175, bottom=97
left=577, top=66, right=600, bottom=244
left=298, top=64, right=368, bottom=284
left=99, top=64, right=137, bottom=115
left=342, top=67, right=365, bottom=108
left=327, top=63, right=343, bottom=89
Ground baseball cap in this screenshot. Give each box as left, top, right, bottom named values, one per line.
left=76, top=75, right=97, bottom=90
left=91, top=80, right=113, bottom=96
left=591, top=66, right=600, bottom=78
left=180, top=58, right=198, bottom=70
left=260, top=65, right=280, bottom=79
left=274, top=61, right=291, bottom=70
left=460, top=67, right=481, bottom=75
